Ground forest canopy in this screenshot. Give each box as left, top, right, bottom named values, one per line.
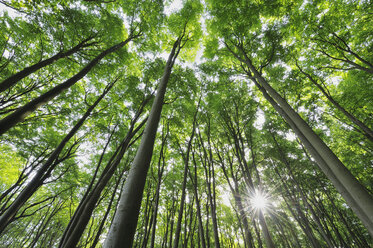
left=0, top=0, right=372, bottom=247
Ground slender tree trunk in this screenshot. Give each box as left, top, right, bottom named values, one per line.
left=258, top=210, right=275, bottom=248
left=190, top=152, right=206, bottom=248
left=297, top=66, right=373, bottom=142
left=245, top=60, right=373, bottom=236
left=90, top=170, right=123, bottom=248
left=173, top=104, right=199, bottom=248
left=150, top=126, right=168, bottom=248
left=0, top=36, right=96, bottom=93
left=0, top=35, right=137, bottom=135
left=59, top=116, right=146, bottom=248
left=172, top=150, right=190, bottom=248
left=103, top=37, right=183, bottom=248
left=228, top=43, right=373, bottom=235
left=0, top=81, right=115, bottom=234
left=206, top=132, right=221, bottom=248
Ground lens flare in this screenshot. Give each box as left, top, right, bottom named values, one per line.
left=247, top=189, right=271, bottom=214
left=250, top=191, right=268, bottom=210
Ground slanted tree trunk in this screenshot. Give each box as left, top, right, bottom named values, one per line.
left=0, top=81, right=115, bottom=234
left=258, top=210, right=275, bottom=248
left=103, top=36, right=185, bottom=248
left=150, top=125, right=169, bottom=248
left=58, top=96, right=148, bottom=248
left=0, top=36, right=97, bottom=93
left=173, top=104, right=199, bottom=248
left=297, top=65, right=373, bottom=142
left=0, top=33, right=139, bottom=135
left=90, top=168, right=124, bottom=248
left=227, top=43, right=373, bottom=236
left=190, top=151, right=206, bottom=248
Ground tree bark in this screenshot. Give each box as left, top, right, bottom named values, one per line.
left=0, top=36, right=96, bottom=93
left=0, top=81, right=115, bottom=234
left=258, top=210, right=275, bottom=248
left=103, top=37, right=183, bottom=248
left=59, top=97, right=148, bottom=248
left=0, top=35, right=137, bottom=135
left=297, top=65, right=373, bottom=142
left=231, top=44, right=373, bottom=236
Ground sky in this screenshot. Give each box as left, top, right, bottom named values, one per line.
left=164, top=0, right=183, bottom=16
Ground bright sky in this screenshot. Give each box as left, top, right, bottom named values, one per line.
left=164, top=0, right=183, bottom=16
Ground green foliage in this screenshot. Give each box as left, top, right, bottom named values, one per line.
left=0, top=0, right=372, bottom=247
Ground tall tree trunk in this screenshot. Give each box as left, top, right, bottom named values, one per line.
left=0, top=81, right=115, bottom=234
left=0, top=36, right=96, bottom=93
left=258, top=210, right=275, bottom=248
left=90, top=169, right=124, bottom=248
left=190, top=152, right=206, bottom=248
left=0, top=34, right=138, bottom=135
left=150, top=125, right=168, bottom=248
left=270, top=132, right=335, bottom=247
left=297, top=65, right=373, bottom=142
left=206, top=126, right=221, bottom=248
left=103, top=37, right=184, bottom=248
left=234, top=46, right=373, bottom=236
left=59, top=96, right=148, bottom=248
left=173, top=103, right=199, bottom=248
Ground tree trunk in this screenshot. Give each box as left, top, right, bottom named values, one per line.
left=258, top=210, right=275, bottom=248
left=238, top=51, right=373, bottom=236
left=150, top=126, right=168, bottom=248
left=173, top=104, right=198, bottom=248
left=0, top=36, right=96, bottom=93
left=59, top=115, right=146, bottom=248
left=90, top=170, right=123, bottom=248
left=102, top=37, right=183, bottom=248
left=0, top=81, right=115, bottom=234
left=0, top=35, right=137, bottom=135
left=297, top=66, right=373, bottom=142
left=190, top=152, right=206, bottom=248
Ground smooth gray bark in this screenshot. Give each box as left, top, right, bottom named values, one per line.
left=228, top=43, right=373, bottom=236
left=103, top=37, right=183, bottom=248
left=258, top=210, right=275, bottom=248
left=0, top=35, right=137, bottom=136
left=297, top=65, right=373, bottom=142
left=0, top=36, right=96, bottom=93
left=248, top=72, right=373, bottom=237
left=0, top=81, right=115, bottom=234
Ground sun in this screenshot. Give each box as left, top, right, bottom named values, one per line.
left=251, top=192, right=267, bottom=209
left=248, top=189, right=269, bottom=212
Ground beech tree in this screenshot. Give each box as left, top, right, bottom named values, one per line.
left=0, top=0, right=372, bottom=247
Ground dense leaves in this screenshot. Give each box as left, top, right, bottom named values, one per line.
left=0, top=0, right=372, bottom=247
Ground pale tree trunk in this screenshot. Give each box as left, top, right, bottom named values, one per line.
left=103, top=36, right=184, bottom=248
left=258, top=210, right=275, bottom=248
left=0, top=80, right=115, bottom=234
left=228, top=43, right=373, bottom=236
left=58, top=97, right=149, bottom=248
left=173, top=103, right=199, bottom=248
left=297, top=65, right=373, bottom=142
left=0, top=34, right=138, bottom=135
left=0, top=36, right=97, bottom=93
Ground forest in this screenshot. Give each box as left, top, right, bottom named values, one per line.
left=0, top=0, right=372, bottom=247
